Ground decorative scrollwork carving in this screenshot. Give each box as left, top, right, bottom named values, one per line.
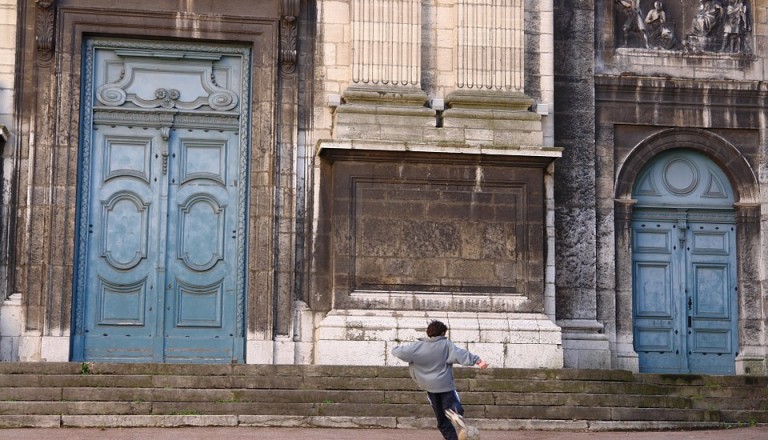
left=280, top=0, right=300, bottom=74
left=155, top=88, right=181, bottom=108
left=209, top=90, right=237, bottom=111
left=98, top=86, right=127, bottom=106
left=95, top=58, right=239, bottom=111
left=35, top=0, right=55, bottom=62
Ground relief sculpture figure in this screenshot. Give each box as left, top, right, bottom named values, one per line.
left=721, top=0, right=750, bottom=52
left=644, top=1, right=677, bottom=49
left=692, top=0, right=723, bottom=36
left=683, top=0, right=751, bottom=53
left=616, top=0, right=649, bottom=48
left=685, top=0, right=724, bottom=52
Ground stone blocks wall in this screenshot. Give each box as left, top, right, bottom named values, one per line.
left=314, top=310, right=563, bottom=368
left=0, top=0, right=14, bottom=128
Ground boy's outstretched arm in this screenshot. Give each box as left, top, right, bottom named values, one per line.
left=475, top=359, right=489, bottom=369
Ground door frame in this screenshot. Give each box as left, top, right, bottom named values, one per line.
left=71, top=38, right=252, bottom=363
left=614, top=128, right=761, bottom=375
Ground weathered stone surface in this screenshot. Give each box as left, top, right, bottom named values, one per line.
left=319, top=148, right=551, bottom=310
left=0, top=363, right=764, bottom=429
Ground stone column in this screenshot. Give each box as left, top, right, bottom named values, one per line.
left=351, top=0, right=421, bottom=87
left=442, top=0, right=542, bottom=148
left=734, top=202, right=767, bottom=375
left=456, top=0, right=524, bottom=92
left=335, top=0, right=435, bottom=140
left=614, top=198, right=639, bottom=372
left=553, top=0, right=611, bottom=369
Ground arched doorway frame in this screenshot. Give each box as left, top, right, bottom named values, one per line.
left=614, top=128, right=762, bottom=374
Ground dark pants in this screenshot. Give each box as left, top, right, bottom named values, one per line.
left=427, top=390, right=463, bottom=440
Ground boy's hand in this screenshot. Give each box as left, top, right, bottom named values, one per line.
left=476, top=359, right=489, bottom=369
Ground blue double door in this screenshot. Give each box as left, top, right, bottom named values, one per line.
left=632, top=213, right=738, bottom=374
left=73, top=41, right=249, bottom=363
left=77, top=125, right=243, bottom=362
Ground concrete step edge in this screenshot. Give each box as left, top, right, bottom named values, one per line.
left=7, top=414, right=725, bottom=431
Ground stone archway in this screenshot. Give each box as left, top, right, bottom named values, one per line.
left=613, top=128, right=762, bottom=375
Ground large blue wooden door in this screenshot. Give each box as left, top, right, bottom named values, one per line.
left=631, top=150, right=738, bottom=374
left=632, top=215, right=737, bottom=373
left=73, top=40, right=250, bottom=363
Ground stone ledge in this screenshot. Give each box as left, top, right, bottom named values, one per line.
left=342, top=85, right=430, bottom=107
left=61, top=415, right=239, bottom=428
left=317, top=139, right=563, bottom=158
left=445, top=90, right=535, bottom=111
left=240, top=415, right=398, bottom=429
left=0, top=415, right=61, bottom=428
left=2, top=414, right=730, bottom=431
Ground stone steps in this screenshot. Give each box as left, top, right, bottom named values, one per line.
left=0, top=363, right=765, bottom=430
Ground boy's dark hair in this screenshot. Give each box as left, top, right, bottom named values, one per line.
left=426, top=320, right=448, bottom=338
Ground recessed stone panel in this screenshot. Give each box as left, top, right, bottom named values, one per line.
left=320, top=149, right=550, bottom=312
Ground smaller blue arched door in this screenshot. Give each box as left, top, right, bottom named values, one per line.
left=631, top=149, right=738, bottom=374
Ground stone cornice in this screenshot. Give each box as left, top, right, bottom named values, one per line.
left=317, top=139, right=563, bottom=160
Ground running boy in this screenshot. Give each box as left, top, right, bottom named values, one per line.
left=391, top=320, right=489, bottom=440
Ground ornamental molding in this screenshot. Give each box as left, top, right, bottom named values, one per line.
left=96, top=51, right=239, bottom=112
left=280, top=0, right=299, bottom=74
left=35, top=0, right=55, bottom=63
left=93, top=110, right=239, bottom=131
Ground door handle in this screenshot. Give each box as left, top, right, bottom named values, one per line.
left=161, top=127, right=170, bottom=174
left=687, top=316, right=692, bottom=328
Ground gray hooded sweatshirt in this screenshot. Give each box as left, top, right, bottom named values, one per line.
left=391, top=336, right=480, bottom=393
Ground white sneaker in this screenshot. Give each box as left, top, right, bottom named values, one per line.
left=444, top=409, right=468, bottom=440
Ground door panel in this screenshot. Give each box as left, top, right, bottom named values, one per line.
left=82, top=126, right=242, bottom=362
left=84, top=127, right=161, bottom=361
left=631, top=150, right=738, bottom=374
left=632, top=217, right=737, bottom=374
left=686, top=223, right=737, bottom=374
left=163, top=130, right=240, bottom=362
left=633, top=221, right=683, bottom=372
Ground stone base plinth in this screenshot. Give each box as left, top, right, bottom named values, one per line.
left=440, top=90, right=544, bottom=147
left=314, top=309, right=563, bottom=368
left=334, top=86, right=436, bottom=141
left=736, top=350, right=768, bottom=376
left=557, top=319, right=612, bottom=370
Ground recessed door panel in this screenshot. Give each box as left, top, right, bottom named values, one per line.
left=97, top=277, right=148, bottom=326
left=633, top=262, right=672, bottom=318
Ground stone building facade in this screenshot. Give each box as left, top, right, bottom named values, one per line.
left=0, top=0, right=765, bottom=376
left=563, top=0, right=767, bottom=375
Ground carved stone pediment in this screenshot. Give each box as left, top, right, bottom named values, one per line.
left=95, top=50, right=239, bottom=112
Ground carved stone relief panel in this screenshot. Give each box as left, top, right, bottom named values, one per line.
left=319, top=150, right=550, bottom=313
left=613, top=0, right=751, bottom=53
left=94, top=49, right=242, bottom=114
